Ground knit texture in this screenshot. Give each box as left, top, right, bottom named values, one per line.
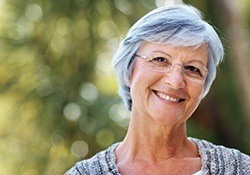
left=65, top=138, right=250, bottom=175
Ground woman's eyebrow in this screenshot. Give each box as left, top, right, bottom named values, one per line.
left=153, top=51, right=172, bottom=58
left=188, top=59, right=207, bottom=66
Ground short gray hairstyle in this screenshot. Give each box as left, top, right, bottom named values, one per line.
left=112, top=4, right=224, bottom=110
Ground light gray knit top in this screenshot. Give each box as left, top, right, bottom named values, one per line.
left=66, top=138, right=250, bottom=175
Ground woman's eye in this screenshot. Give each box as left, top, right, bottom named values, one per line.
left=153, top=57, right=167, bottom=62
left=150, top=57, right=170, bottom=66
left=184, top=65, right=202, bottom=75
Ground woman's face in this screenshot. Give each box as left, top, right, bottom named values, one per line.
left=130, top=42, right=209, bottom=126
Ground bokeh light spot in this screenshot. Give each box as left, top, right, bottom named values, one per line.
left=74, top=20, right=90, bottom=39
left=35, top=65, right=53, bottom=96
left=9, top=139, right=27, bottom=156
left=50, top=35, right=67, bottom=54
left=25, top=3, right=43, bottom=22
left=106, top=37, right=120, bottom=54
left=114, top=0, right=133, bottom=15
left=109, top=103, right=130, bottom=128
left=79, top=82, right=99, bottom=104
left=71, top=141, right=89, bottom=158
left=16, top=17, right=34, bottom=38
left=98, top=20, right=117, bottom=40
left=56, top=17, right=74, bottom=36
left=63, top=103, right=81, bottom=122
left=96, top=52, right=113, bottom=74
left=156, top=0, right=183, bottom=7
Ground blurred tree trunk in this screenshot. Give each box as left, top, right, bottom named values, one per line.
left=218, top=0, right=250, bottom=123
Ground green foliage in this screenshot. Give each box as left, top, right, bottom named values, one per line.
left=0, top=0, right=249, bottom=174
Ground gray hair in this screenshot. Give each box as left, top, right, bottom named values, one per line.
left=112, top=4, right=224, bottom=110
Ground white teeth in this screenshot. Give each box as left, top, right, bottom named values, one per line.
left=157, top=92, right=180, bottom=102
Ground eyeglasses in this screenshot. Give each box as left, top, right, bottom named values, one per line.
left=135, top=53, right=208, bottom=84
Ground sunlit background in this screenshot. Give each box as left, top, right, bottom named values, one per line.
left=0, top=0, right=250, bottom=174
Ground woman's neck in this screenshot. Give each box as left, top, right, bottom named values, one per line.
left=116, top=112, right=198, bottom=164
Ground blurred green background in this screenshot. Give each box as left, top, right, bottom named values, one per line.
left=0, top=0, right=250, bottom=174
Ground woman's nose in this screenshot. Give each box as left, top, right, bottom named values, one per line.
left=162, top=66, right=186, bottom=89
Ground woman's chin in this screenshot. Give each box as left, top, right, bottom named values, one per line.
left=148, top=109, right=186, bottom=126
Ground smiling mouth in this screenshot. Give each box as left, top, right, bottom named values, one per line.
left=153, top=91, right=185, bottom=103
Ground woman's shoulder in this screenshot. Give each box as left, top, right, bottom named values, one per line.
left=65, top=143, right=119, bottom=175
left=189, top=137, right=250, bottom=174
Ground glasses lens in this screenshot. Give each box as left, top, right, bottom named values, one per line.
left=136, top=54, right=208, bottom=84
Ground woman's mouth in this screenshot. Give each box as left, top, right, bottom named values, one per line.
left=154, top=91, right=185, bottom=103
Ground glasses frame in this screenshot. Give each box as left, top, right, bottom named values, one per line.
left=135, top=54, right=208, bottom=84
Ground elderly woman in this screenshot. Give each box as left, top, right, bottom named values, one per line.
left=66, top=4, right=250, bottom=175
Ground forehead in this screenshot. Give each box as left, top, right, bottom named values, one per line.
left=138, top=42, right=209, bottom=64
